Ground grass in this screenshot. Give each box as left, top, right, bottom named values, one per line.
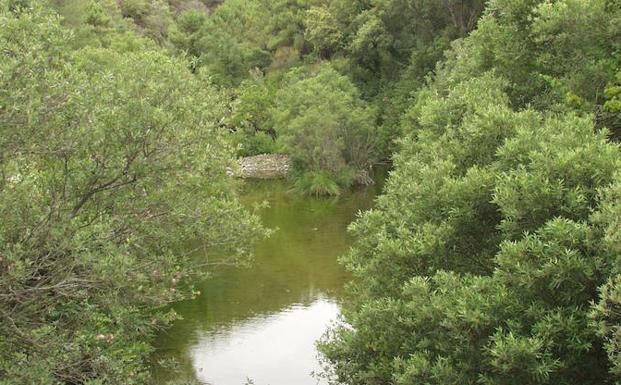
left=292, top=170, right=342, bottom=196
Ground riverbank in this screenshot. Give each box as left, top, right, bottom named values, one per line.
left=233, top=153, right=386, bottom=185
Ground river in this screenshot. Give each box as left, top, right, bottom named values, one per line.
left=153, top=173, right=384, bottom=385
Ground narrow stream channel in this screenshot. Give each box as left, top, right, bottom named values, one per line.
left=153, top=173, right=385, bottom=385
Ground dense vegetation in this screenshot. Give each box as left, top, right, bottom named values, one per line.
left=0, top=2, right=263, bottom=384
left=319, top=1, right=621, bottom=384
left=164, top=0, right=487, bottom=193
left=2, top=0, right=621, bottom=384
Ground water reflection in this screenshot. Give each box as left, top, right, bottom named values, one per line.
left=191, top=299, right=339, bottom=385
left=153, top=174, right=385, bottom=384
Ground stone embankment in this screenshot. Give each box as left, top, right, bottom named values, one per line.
left=233, top=154, right=290, bottom=179
left=230, top=153, right=377, bottom=184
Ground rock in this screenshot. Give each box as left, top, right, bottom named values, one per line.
left=236, top=154, right=290, bottom=179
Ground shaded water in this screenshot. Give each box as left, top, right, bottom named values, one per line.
left=153, top=175, right=384, bottom=385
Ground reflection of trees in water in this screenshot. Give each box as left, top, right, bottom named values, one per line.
left=152, top=173, right=386, bottom=382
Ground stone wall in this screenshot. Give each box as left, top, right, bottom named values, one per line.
left=234, top=154, right=290, bottom=179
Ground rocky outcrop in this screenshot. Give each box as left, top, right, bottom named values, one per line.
left=235, top=154, right=290, bottom=179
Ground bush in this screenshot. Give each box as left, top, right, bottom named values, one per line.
left=235, top=131, right=278, bottom=157
left=292, top=170, right=342, bottom=196
left=273, top=64, right=377, bottom=194
left=0, top=5, right=264, bottom=383
left=320, top=69, right=621, bottom=384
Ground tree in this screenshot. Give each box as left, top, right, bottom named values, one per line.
left=320, top=70, right=621, bottom=384
left=0, top=3, right=264, bottom=383
left=272, top=65, right=378, bottom=195
left=304, top=6, right=343, bottom=58
left=227, top=76, right=280, bottom=156
left=434, top=0, right=621, bottom=113
left=168, top=0, right=317, bottom=85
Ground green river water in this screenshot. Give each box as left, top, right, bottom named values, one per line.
left=153, top=174, right=385, bottom=385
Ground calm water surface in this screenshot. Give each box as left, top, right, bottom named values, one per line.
left=153, top=175, right=384, bottom=385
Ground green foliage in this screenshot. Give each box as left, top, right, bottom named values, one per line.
left=590, top=177, right=621, bottom=383
left=119, top=0, right=150, bottom=20
left=339, top=74, right=520, bottom=295
left=0, top=3, right=264, bottom=383
left=292, top=170, right=342, bottom=196
left=169, top=0, right=271, bottom=84
left=50, top=0, right=219, bottom=49
left=604, top=71, right=621, bottom=138
left=592, top=274, right=621, bottom=383
left=434, top=0, right=621, bottom=114
left=272, top=65, right=377, bottom=194
left=224, top=75, right=281, bottom=157
left=318, top=0, right=621, bottom=383
left=307, top=0, right=484, bottom=91
left=299, top=0, right=487, bottom=157
left=229, top=78, right=277, bottom=138
left=168, top=0, right=317, bottom=85
left=6, top=0, right=621, bottom=383
left=233, top=131, right=278, bottom=157
left=304, top=6, right=343, bottom=58
left=321, top=35, right=621, bottom=385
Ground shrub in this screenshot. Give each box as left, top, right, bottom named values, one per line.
left=235, top=131, right=278, bottom=157
left=292, top=170, right=342, bottom=196
left=320, top=70, right=621, bottom=384
left=273, top=64, right=377, bottom=194
left=0, top=5, right=264, bottom=382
